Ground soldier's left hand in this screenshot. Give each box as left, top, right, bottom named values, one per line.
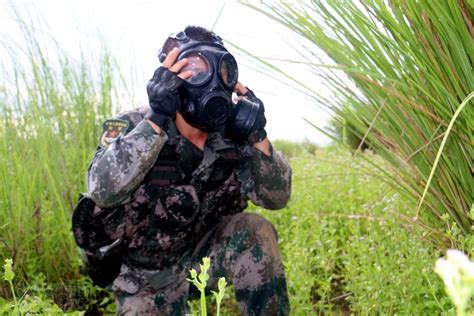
left=234, top=82, right=267, bottom=144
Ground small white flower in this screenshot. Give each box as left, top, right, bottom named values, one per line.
left=435, top=249, right=474, bottom=313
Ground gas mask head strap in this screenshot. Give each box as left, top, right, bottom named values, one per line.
left=158, top=30, right=224, bottom=63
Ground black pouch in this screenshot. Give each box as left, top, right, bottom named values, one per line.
left=71, top=194, right=126, bottom=288
left=82, top=238, right=125, bottom=288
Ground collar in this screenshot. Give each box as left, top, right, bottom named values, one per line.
left=166, top=120, right=236, bottom=154
left=166, top=121, right=239, bottom=180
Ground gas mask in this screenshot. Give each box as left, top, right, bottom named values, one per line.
left=158, top=31, right=261, bottom=140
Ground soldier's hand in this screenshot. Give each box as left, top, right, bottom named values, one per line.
left=235, top=83, right=267, bottom=144
left=145, top=48, right=193, bottom=128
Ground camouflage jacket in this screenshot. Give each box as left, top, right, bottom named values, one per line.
left=86, top=106, right=291, bottom=269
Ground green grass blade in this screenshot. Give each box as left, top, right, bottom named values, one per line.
left=416, top=92, right=474, bottom=220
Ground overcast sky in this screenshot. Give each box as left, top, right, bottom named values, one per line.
left=0, top=0, right=332, bottom=144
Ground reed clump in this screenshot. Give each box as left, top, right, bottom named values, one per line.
left=0, top=8, right=122, bottom=299
left=249, top=0, right=473, bottom=247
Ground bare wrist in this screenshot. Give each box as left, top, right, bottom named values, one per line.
left=253, top=138, right=271, bottom=156
left=146, top=120, right=162, bottom=134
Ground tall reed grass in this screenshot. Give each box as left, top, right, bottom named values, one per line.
left=0, top=8, right=121, bottom=298
left=247, top=0, right=473, bottom=247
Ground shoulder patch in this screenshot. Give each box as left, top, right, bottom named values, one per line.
left=100, top=119, right=130, bottom=147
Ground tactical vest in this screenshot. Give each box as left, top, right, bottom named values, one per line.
left=142, top=123, right=240, bottom=198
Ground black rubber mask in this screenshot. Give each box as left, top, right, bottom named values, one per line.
left=159, top=31, right=261, bottom=139
left=178, top=46, right=238, bottom=132
left=159, top=32, right=237, bottom=132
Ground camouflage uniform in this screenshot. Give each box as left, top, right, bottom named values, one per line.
left=85, top=106, right=292, bottom=315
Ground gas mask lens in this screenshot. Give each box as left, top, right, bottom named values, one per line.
left=180, top=53, right=211, bottom=85
left=219, top=54, right=238, bottom=88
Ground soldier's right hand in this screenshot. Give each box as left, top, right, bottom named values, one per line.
left=145, top=48, right=193, bottom=128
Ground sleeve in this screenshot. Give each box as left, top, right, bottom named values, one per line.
left=237, top=144, right=292, bottom=210
left=87, top=116, right=168, bottom=208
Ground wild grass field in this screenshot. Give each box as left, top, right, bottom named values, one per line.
left=0, top=142, right=454, bottom=314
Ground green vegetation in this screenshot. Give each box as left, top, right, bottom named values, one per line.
left=0, top=9, right=122, bottom=308
left=1, top=2, right=472, bottom=314
left=1, top=258, right=81, bottom=315
left=187, top=257, right=227, bottom=316
left=2, top=142, right=454, bottom=314
left=247, top=0, right=473, bottom=246
left=271, top=139, right=318, bottom=158
left=256, top=148, right=452, bottom=314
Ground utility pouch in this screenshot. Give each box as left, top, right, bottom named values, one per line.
left=72, top=194, right=126, bottom=288
left=82, top=238, right=125, bottom=288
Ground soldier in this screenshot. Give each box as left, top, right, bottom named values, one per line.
left=73, top=26, right=292, bottom=315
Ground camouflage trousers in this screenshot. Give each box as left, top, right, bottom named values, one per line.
left=112, top=213, right=290, bottom=315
